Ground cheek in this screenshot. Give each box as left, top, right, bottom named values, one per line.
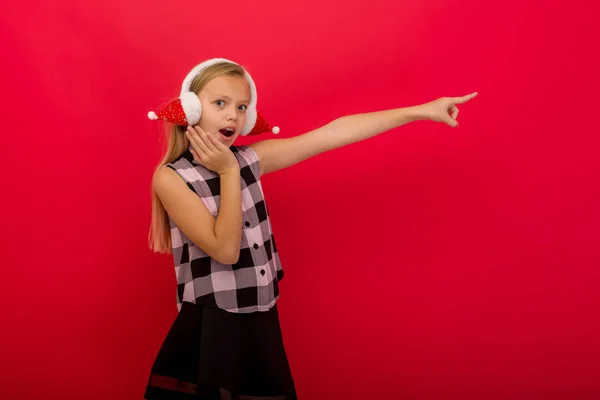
left=197, top=120, right=210, bottom=133
left=198, top=110, right=217, bottom=130
left=239, top=113, right=247, bottom=126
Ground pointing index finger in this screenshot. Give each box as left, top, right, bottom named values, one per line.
left=454, top=92, right=478, bottom=104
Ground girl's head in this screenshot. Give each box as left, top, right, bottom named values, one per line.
left=187, top=61, right=251, bottom=146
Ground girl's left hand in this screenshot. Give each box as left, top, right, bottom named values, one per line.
left=421, top=92, right=478, bottom=128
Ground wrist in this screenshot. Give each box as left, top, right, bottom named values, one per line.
left=410, top=104, right=432, bottom=121
left=218, top=167, right=239, bottom=177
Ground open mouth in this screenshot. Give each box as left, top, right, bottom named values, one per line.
left=219, top=128, right=235, bottom=138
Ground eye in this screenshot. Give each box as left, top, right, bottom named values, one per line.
left=238, top=104, right=247, bottom=112
left=215, top=100, right=225, bottom=107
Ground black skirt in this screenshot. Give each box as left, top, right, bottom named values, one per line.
left=144, top=301, right=298, bottom=400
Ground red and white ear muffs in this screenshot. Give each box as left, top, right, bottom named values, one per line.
left=148, top=58, right=279, bottom=136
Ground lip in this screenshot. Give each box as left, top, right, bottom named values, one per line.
left=219, top=133, right=233, bottom=141
left=219, top=125, right=235, bottom=138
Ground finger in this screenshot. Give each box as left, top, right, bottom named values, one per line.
left=203, top=132, right=222, bottom=153
left=190, top=146, right=208, bottom=166
left=197, top=130, right=219, bottom=153
left=206, top=131, right=228, bottom=151
left=190, top=149, right=205, bottom=165
left=450, top=105, right=459, bottom=120
left=191, top=126, right=217, bottom=152
left=453, top=92, right=478, bottom=104
left=187, top=127, right=211, bottom=155
left=191, top=126, right=211, bottom=153
left=444, top=114, right=458, bottom=128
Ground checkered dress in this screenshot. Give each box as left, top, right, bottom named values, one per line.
left=165, top=145, right=284, bottom=313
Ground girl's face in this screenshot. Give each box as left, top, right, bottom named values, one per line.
left=196, top=75, right=251, bottom=147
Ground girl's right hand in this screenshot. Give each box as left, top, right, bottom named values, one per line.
left=186, top=126, right=239, bottom=175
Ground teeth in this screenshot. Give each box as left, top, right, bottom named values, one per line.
left=219, top=128, right=235, bottom=137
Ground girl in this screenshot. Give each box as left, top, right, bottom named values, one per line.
left=145, top=58, right=477, bottom=400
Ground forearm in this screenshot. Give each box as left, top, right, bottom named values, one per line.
left=314, top=104, right=429, bottom=151
left=213, top=170, right=242, bottom=262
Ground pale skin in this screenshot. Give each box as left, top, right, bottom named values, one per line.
left=153, top=74, right=478, bottom=264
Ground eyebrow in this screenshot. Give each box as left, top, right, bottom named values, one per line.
left=214, top=94, right=250, bottom=104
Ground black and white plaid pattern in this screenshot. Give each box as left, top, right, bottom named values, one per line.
left=165, top=145, right=284, bottom=313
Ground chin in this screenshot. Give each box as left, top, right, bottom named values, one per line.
left=222, top=136, right=238, bottom=147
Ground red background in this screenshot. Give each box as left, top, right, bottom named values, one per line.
left=1, top=0, right=599, bottom=399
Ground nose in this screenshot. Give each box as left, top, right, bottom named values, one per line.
left=226, top=107, right=237, bottom=121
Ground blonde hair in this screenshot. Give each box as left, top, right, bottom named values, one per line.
left=148, top=61, right=247, bottom=253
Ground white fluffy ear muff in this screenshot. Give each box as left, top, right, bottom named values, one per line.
left=180, top=58, right=258, bottom=135
left=178, top=92, right=202, bottom=126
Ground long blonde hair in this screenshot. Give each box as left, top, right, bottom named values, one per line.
left=149, top=61, right=247, bottom=254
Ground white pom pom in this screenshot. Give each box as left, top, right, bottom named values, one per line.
left=272, top=126, right=280, bottom=134
left=148, top=111, right=158, bottom=120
